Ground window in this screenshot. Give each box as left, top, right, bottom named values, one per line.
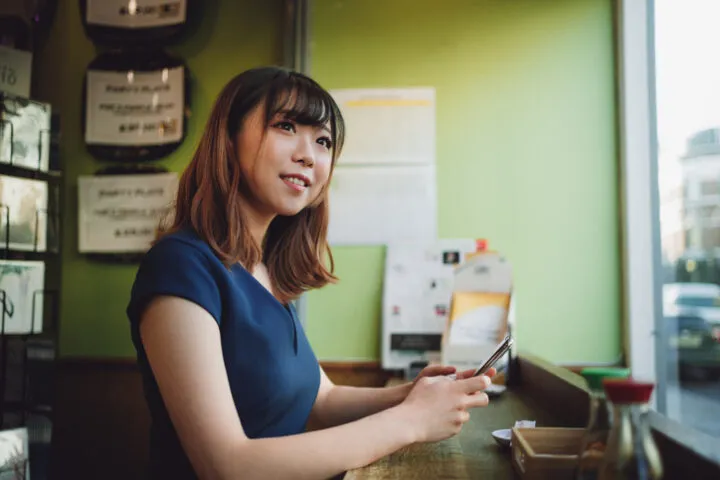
left=654, top=0, right=720, bottom=439
left=675, top=294, right=720, bottom=308
left=701, top=181, right=719, bottom=197
left=621, top=0, right=720, bottom=463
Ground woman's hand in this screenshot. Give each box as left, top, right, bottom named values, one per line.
left=412, top=364, right=456, bottom=382
left=398, top=374, right=492, bottom=444
left=413, top=364, right=497, bottom=383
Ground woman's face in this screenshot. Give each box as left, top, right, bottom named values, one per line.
left=235, top=101, right=334, bottom=219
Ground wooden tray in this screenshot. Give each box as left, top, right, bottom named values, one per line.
left=511, top=427, right=595, bottom=479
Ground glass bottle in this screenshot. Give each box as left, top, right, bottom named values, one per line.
left=575, top=368, right=631, bottom=480
left=599, top=379, right=663, bottom=480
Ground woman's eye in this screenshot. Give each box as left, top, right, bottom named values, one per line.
left=317, top=137, right=333, bottom=149
left=273, top=121, right=295, bottom=132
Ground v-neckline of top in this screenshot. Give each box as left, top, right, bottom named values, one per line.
left=234, top=263, right=289, bottom=310
left=180, top=228, right=295, bottom=318
left=232, top=263, right=299, bottom=353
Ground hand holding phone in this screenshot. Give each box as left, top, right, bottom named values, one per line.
left=446, top=334, right=514, bottom=380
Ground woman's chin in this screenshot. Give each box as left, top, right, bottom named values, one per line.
left=273, top=203, right=307, bottom=217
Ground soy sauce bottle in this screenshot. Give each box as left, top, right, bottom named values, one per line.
left=599, top=379, right=663, bottom=480
left=576, top=368, right=631, bottom=480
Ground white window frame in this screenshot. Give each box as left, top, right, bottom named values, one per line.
left=618, top=0, right=662, bottom=404
left=619, top=0, right=720, bottom=464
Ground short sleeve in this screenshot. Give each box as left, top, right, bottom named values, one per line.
left=127, top=237, right=223, bottom=326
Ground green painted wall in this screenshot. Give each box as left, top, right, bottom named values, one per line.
left=306, top=0, right=621, bottom=363
left=32, top=0, right=284, bottom=357
left=32, top=0, right=620, bottom=364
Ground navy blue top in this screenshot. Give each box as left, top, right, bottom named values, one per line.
left=126, top=229, right=321, bottom=479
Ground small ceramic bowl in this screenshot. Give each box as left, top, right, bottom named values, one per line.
left=491, top=428, right=512, bottom=448
left=485, top=383, right=507, bottom=397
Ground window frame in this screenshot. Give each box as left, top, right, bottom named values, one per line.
left=618, top=0, right=663, bottom=405
left=620, top=0, right=720, bottom=464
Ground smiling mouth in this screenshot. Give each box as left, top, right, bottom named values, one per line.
left=280, top=175, right=310, bottom=188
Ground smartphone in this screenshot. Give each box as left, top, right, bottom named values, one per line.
left=447, top=334, right=514, bottom=380
left=471, top=334, right=514, bottom=377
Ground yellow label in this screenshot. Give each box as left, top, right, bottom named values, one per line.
left=445, top=291, right=511, bottom=342
left=345, top=99, right=432, bottom=107
left=448, top=291, right=509, bottom=321
left=463, top=249, right=498, bottom=262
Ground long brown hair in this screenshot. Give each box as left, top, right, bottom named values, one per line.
left=159, top=66, right=345, bottom=302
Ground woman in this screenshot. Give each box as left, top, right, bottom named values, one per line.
left=127, top=66, right=494, bottom=480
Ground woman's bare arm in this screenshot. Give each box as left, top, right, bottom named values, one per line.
left=307, top=370, right=412, bottom=430
left=141, top=296, right=422, bottom=480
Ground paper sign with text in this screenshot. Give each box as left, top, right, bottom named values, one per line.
left=78, top=172, right=178, bottom=253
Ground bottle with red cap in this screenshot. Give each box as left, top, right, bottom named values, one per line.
left=575, top=367, right=631, bottom=480
left=599, top=379, right=663, bottom=480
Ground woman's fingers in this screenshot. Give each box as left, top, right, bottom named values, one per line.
left=416, top=365, right=497, bottom=381
left=414, top=365, right=457, bottom=383
left=457, top=374, right=491, bottom=394
left=456, top=410, right=471, bottom=425
left=421, top=365, right=457, bottom=377
left=453, top=366, right=498, bottom=381
left=464, top=392, right=490, bottom=409
left=454, top=368, right=477, bottom=380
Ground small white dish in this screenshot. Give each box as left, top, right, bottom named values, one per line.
left=491, top=428, right=512, bottom=448
left=486, top=383, right=507, bottom=396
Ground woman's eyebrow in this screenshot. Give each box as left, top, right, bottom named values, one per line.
left=275, top=109, right=331, bottom=133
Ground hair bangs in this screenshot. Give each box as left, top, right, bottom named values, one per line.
left=263, top=74, right=345, bottom=156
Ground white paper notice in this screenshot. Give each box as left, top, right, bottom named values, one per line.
left=381, top=240, right=481, bottom=369
left=86, top=0, right=187, bottom=28
left=78, top=173, right=178, bottom=253
left=330, top=88, right=435, bottom=166
left=328, top=165, right=437, bottom=246
left=85, top=66, right=184, bottom=146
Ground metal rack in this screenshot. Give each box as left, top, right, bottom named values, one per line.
left=0, top=101, right=62, bottom=479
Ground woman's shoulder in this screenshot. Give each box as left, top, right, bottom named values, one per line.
left=133, top=227, right=230, bottom=295
left=128, top=228, right=225, bottom=324
left=143, top=228, right=221, bottom=269
left=151, top=227, right=211, bottom=253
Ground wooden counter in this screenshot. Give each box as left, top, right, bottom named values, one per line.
left=344, top=390, right=559, bottom=479
left=344, top=355, right=587, bottom=479
left=344, top=355, right=720, bottom=479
